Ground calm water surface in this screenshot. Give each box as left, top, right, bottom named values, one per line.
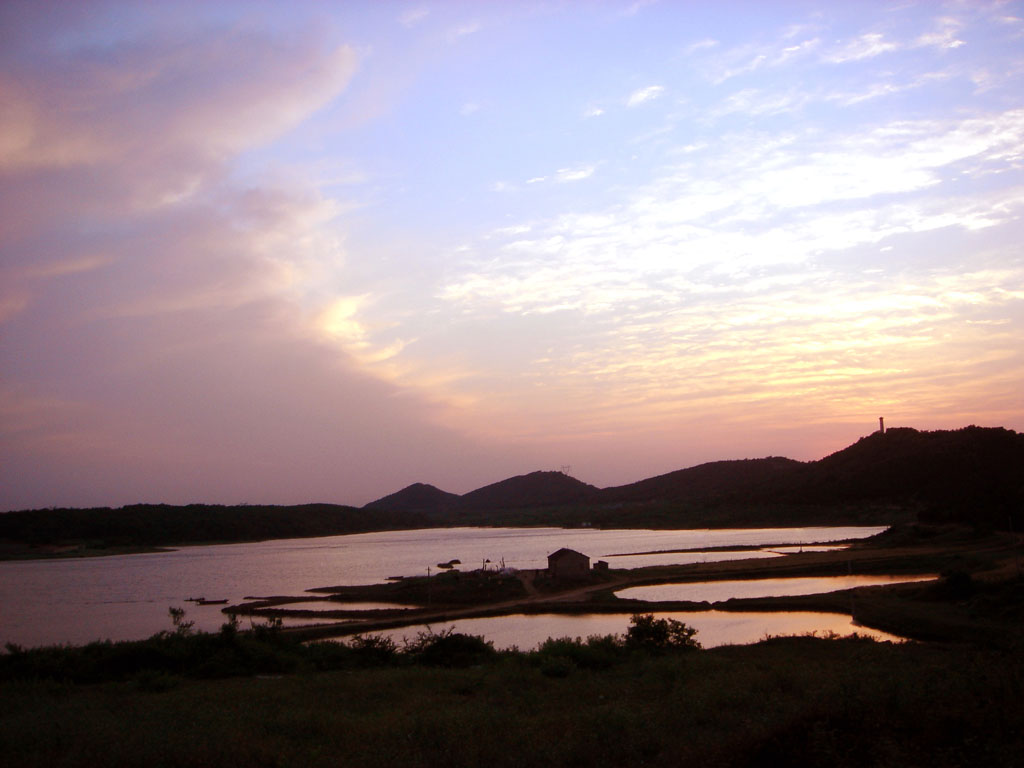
left=365, top=611, right=906, bottom=650
left=0, top=525, right=885, bottom=648
left=615, top=574, right=935, bottom=602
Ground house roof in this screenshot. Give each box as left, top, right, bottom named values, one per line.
left=548, top=547, right=589, bottom=561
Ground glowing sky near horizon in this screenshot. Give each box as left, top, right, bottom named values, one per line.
left=2, top=1, right=1023, bottom=510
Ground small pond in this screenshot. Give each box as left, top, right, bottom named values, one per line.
left=353, top=610, right=905, bottom=650
left=250, top=600, right=418, bottom=612
left=614, top=574, right=935, bottom=603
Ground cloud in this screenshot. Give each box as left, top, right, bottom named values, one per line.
left=714, top=88, right=811, bottom=117
left=399, top=7, right=429, bottom=27
left=627, top=85, right=664, bottom=106
left=704, top=34, right=819, bottom=83
left=449, top=21, right=481, bottom=40
left=0, top=11, right=510, bottom=509
left=824, top=32, right=899, bottom=63
left=684, top=39, right=718, bottom=55
left=0, top=34, right=356, bottom=175
left=555, top=165, right=595, bottom=183
left=621, top=0, right=658, bottom=17
left=422, top=107, right=1024, bottom=441
left=915, top=17, right=966, bottom=50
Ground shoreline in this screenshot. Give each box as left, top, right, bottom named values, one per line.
left=234, top=526, right=1022, bottom=647
left=0, top=523, right=887, bottom=562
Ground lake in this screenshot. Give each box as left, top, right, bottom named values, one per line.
left=0, top=525, right=886, bottom=648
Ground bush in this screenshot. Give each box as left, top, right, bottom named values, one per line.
left=347, top=634, right=399, bottom=665
left=402, top=628, right=497, bottom=668
left=534, top=634, right=625, bottom=671
left=625, top=614, right=702, bottom=652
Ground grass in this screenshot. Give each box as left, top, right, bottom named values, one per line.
left=2, top=635, right=1022, bottom=767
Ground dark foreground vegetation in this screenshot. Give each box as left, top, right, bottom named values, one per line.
left=3, top=425, right=1023, bottom=556
left=2, top=616, right=1022, bottom=767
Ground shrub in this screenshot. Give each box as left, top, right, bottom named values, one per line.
left=347, top=634, right=399, bottom=665
left=534, top=634, right=625, bottom=670
left=403, top=627, right=497, bottom=668
left=624, top=614, right=702, bottom=652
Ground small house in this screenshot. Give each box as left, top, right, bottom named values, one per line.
left=547, top=548, right=590, bottom=580
left=593, top=560, right=609, bottom=572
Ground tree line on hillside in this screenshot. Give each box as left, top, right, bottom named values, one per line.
left=0, top=503, right=428, bottom=550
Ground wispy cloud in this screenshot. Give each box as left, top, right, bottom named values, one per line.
left=423, top=105, right=1024, bottom=439
left=824, top=32, right=899, bottom=63
left=555, top=165, right=595, bottom=182
left=399, top=7, right=429, bottom=28
left=684, top=38, right=718, bottom=55
left=621, top=0, right=658, bottom=17
left=915, top=17, right=965, bottom=50
left=449, top=21, right=481, bottom=40
left=714, top=88, right=811, bottom=117
left=627, top=85, right=664, bottom=106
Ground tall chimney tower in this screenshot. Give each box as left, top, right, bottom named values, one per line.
left=879, top=416, right=885, bottom=434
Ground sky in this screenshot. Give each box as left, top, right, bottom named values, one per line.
left=2, top=1, right=1023, bottom=511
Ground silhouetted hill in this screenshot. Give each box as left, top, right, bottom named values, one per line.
left=4, top=426, right=1021, bottom=553
left=363, top=483, right=459, bottom=513
left=598, top=457, right=804, bottom=504
left=788, top=426, right=1024, bottom=526
left=458, top=471, right=599, bottom=510
left=591, top=426, right=1023, bottom=528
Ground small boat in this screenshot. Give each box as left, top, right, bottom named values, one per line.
left=196, top=599, right=228, bottom=605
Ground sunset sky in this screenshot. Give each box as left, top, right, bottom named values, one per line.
left=2, top=1, right=1023, bottom=511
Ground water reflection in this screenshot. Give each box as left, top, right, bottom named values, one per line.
left=615, top=575, right=935, bottom=602
left=0, top=525, right=887, bottom=647
left=603, top=550, right=781, bottom=568
left=252, top=601, right=417, bottom=612
left=361, top=611, right=905, bottom=650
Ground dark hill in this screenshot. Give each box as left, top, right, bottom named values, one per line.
left=788, top=426, right=1024, bottom=526
left=598, top=457, right=804, bottom=504
left=363, top=483, right=459, bottom=513
left=458, top=471, right=599, bottom=510
left=593, top=426, right=1023, bottom=528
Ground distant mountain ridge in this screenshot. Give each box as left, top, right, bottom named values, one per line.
left=363, top=471, right=598, bottom=512
left=365, top=426, right=1024, bottom=529
left=4, top=425, right=1022, bottom=552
